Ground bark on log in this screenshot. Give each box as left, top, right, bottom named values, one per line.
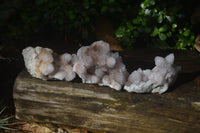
left=13, top=49, right=200, bottom=133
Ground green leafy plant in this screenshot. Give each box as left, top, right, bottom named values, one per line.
left=0, top=0, right=196, bottom=49
left=0, top=107, right=15, bottom=131
left=115, top=0, right=195, bottom=49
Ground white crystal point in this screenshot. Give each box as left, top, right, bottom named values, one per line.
left=73, top=40, right=129, bottom=90
left=39, top=62, right=54, bottom=75
left=53, top=71, right=67, bottom=80
left=55, top=53, right=76, bottom=81
left=106, top=57, right=116, bottom=68
left=124, top=53, right=181, bottom=94
left=60, top=53, right=72, bottom=64
left=165, top=53, right=175, bottom=64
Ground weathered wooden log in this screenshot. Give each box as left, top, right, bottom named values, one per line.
left=13, top=49, right=200, bottom=132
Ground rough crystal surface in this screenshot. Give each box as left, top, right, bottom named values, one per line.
left=124, top=53, right=181, bottom=94
left=73, top=40, right=129, bottom=90
left=22, top=46, right=54, bottom=80
left=22, top=46, right=76, bottom=81
left=22, top=41, right=181, bottom=94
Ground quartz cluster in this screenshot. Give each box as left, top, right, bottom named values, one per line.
left=73, top=41, right=128, bottom=90
left=22, top=46, right=76, bottom=81
left=22, top=40, right=181, bottom=94
left=22, top=46, right=54, bottom=80
left=124, top=53, right=181, bottom=94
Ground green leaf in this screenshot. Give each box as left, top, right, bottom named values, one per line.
left=150, top=0, right=155, bottom=5
left=166, top=32, right=172, bottom=37
left=190, top=35, right=195, bottom=41
left=145, top=9, right=151, bottom=15
left=183, top=30, right=190, bottom=37
left=158, top=15, right=163, bottom=23
left=140, top=3, right=145, bottom=9
left=127, top=22, right=134, bottom=30
left=172, top=23, right=177, bottom=29
left=115, top=28, right=123, bottom=38
left=159, top=33, right=167, bottom=40
left=166, top=16, right=172, bottom=22
left=159, top=25, right=168, bottom=32
left=152, top=9, right=158, bottom=13
left=151, top=27, right=159, bottom=36
left=179, top=42, right=185, bottom=47
left=132, top=19, right=139, bottom=24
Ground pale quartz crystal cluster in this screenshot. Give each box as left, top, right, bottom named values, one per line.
left=22, top=47, right=54, bottom=80
left=73, top=41, right=129, bottom=90
left=22, top=46, right=76, bottom=81
left=52, top=53, right=76, bottom=81
left=124, top=53, right=181, bottom=94
left=22, top=40, right=181, bottom=94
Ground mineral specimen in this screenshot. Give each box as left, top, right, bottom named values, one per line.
left=124, top=53, right=181, bottom=94
left=22, top=46, right=54, bottom=80
left=22, top=46, right=76, bottom=81
left=51, top=53, right=76, bottom=81
left=73, top=40, right=129, bottom=90
left=22, top=41, right=181, bottom=94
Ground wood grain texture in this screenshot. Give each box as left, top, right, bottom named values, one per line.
left=13, top=50, right=200, bottom=133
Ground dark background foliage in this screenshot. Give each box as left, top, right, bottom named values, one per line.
left=0, top=0, right=199, bottom=50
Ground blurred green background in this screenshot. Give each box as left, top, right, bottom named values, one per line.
left=0, top=0, right=199, bottom=50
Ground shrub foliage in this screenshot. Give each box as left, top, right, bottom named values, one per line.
left=0, top=0, right=197, bottom=49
